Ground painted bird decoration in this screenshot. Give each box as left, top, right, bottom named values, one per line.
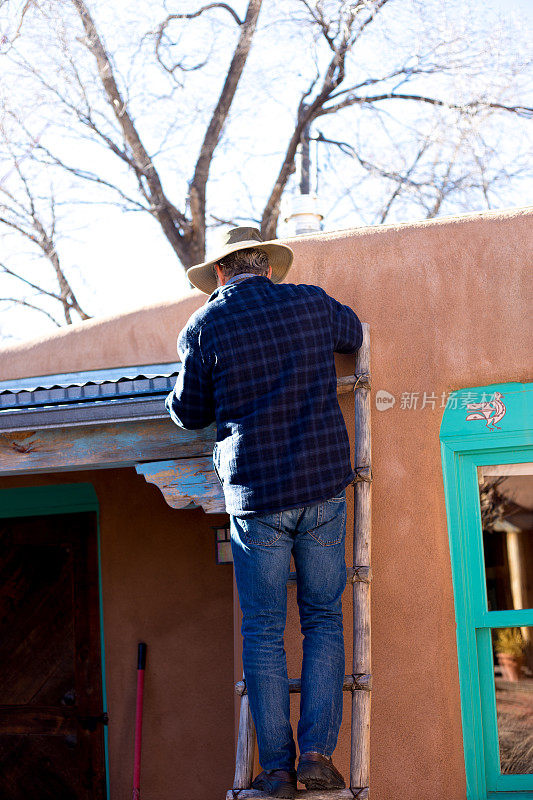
left=465, top=392, right=506, bottom=431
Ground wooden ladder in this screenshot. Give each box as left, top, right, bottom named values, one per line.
left=226, top=323, right=372, bottom=800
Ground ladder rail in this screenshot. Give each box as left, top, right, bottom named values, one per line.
left=350, top=322, right=372, bottom=793
left=233, top=686, right=256, bottom=790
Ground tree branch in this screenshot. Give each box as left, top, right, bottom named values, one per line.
left=0, top=148, right=92, bottom=324
left=314, top=131, right=428, bottom=190
left=0, top=214, right=40, bottom=245
left=0, top=297, right=62, bottom=326
left=29, top=147, right=152, bottom=212
left=0, top=262, right=63, bottom=302
left=188, top=0, right=263, bottom=264
left=377, top=140, right=431, bottom=223
left=153, top=3, right=244, bottom=77
left=30, top=213, right=90, bottom=323
left=71, top=0, right=191, bottom=261
left=319, top=91, right=533, bottom=119
left=160, top=3, right=243, bottom=28
left=261, top=0, right=395, bottom=238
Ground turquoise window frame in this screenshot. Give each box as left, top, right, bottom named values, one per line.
left=440, top=381, right=533, bottom=800
left=0, top=483, right=110, bottom=800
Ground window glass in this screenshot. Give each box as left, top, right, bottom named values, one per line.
left=490, top=625, right=533, bottom=775
left=478, top=465, right=533, bottom=612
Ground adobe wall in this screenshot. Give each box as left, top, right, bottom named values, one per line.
left=1, top=205, right=531, bottom=799
left=282, top=206, right=531, bottom=798
left=0, top=468, right=234, bottom=800
left=240, top=206, right=532, bottom=799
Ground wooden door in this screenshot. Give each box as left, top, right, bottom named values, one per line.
left=0, top=511, right=107, bottom=799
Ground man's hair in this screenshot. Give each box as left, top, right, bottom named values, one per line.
left=215, top=247, right=270, bottom=279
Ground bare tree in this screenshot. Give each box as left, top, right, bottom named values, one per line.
left=0, top=0, right=531, bottom=330
left=0, top=128, right=91, bottom=324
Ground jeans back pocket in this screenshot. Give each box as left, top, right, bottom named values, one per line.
left=232, top=511, right=283, bottom=546
left=307, top=495, right=346, bottom=546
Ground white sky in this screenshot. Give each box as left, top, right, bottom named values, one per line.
left=0, top=0, right=531, bottom=343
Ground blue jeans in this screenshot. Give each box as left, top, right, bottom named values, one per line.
left=230, top=488, right=347, bottom=772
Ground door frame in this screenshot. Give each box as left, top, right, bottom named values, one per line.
left=0, top=482, right=110, bottom=800
left=440, top=381, right=533, bottom=800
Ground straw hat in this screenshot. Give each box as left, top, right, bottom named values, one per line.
left=186, top=226, right=294, bottom=295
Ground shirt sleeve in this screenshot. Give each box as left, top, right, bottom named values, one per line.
left=323, top=291, right=363, bottom=354
left=165, top=322, right=216, bottom=430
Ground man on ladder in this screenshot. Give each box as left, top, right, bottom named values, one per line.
left=166, top=227, right=363, bottom=799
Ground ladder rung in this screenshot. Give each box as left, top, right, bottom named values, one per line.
left=226, top=788, right=366, bottom=798
left=287, top=566, right=370, bottom=586
left=337, top=372, right=371, bottom=393
left=235, top=674, right=371, bottom=696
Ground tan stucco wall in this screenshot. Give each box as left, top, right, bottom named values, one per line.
left=0, top=469, right=234, bottom=800
left=1, top=205, right=532, bottom=799
left=2, top=205, right=529, bottom=384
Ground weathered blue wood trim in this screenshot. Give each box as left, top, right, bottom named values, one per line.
left=0, top=419, right=216, bottom=476
left=135, top=457, right=226, bottom=514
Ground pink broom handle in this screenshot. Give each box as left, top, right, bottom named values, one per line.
left=132, top=642, right=147, bottom=800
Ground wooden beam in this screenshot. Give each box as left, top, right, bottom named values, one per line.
left=135, top=457, right=226, bottom=514
left=0, top=376, right=351, bottom=477
left=0, top=419, right=216, bottom=476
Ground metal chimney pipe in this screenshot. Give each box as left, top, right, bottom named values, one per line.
left=284, top=194, right=324, bottom=235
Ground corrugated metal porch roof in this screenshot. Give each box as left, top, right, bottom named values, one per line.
left=0, top=362, right=181, bottom=432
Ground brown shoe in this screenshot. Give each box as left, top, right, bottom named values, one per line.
left=251, top=768, right=297, bottom=798
left=297, top=751, right=346, bottom=790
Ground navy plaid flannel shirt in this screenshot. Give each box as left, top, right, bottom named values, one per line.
left=165, top=275, right=363, bottom=516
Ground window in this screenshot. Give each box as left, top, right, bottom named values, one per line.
left=440, top=381, right=533, bottom=799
